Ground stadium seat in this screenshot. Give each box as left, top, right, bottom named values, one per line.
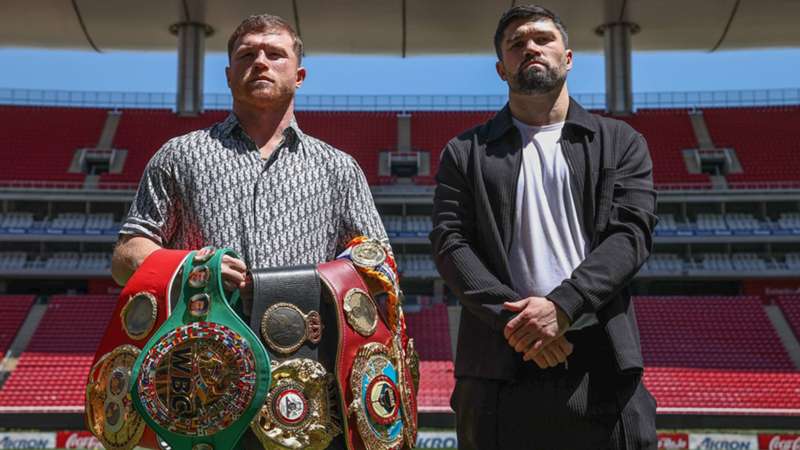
left=703, top=106, right=800, bottom=184
left=0, top=295, right=116, bottom=412
left=0, top=106, right=106, bottom=183
left=636, top=296, right=799, bottom=413
left=404, top=304, right=455, bottom=411
left=409, top=111, right=495, bottom=184
left=616, top=109, right=711, bottom=187
left=0, top=295, right=35, bottom=356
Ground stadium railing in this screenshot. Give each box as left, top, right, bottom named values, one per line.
left=1, top=87, right=798, bottom=111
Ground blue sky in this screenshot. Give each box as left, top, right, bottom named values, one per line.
left=0, top=47, right=798, bottom=96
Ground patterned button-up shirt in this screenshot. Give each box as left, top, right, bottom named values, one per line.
left=120, top=113, right=390, bottom=269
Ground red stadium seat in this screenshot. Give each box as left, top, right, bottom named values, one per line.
left=0, top=295, right=116, bottom=412
left=703, top=106, right=800, bottom=184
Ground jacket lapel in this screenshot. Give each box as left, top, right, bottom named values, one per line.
left=479, top=105, right=523, bottom=285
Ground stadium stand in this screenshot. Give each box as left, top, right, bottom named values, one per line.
left=0, top=253, right=27, bottom=271
left=0, top=295, right=35, bottom=356
left=100, top=109, right=224, bottom=184
left=0, top=106, right=107, bottom=182
left=0, top=295, right=115, bottom=411
left=409, top=112, right=494, bottom=184
left=696, top=213, right=727, bottom=230
left=776, top=296, right=800, bottom=341
left=786, top=254, right=800, bottom=271
left=703, top=106, right=800, bottom=183
left=7, top=105, right=798, bottom=188
left=616, top=109, right=711, bottom=186
left=779, top=213, right=800, bottom=230
left=404, top=304, right=455, bottom=411
left=637, top=296, right=800, bottom=412
left=297, top=112, right=397, bottom=185
left=641, top=254, right=683, bottom=274
left=726, top=213, right=761, bottom=231
left=383, top=215, right=432, bottom=237
left=0, top=212, right=34, bottom=230
left=397, top=254, right=438, bottom=278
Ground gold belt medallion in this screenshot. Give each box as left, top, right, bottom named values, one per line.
left=343, top=289, right=378, bottom=337
left=86, top=345, right=146, bottom=450
left=260, top=303, right=323, bottom=355
left=251, top=358, right=340, bottom=450
left=120, top=292, right=158, bottom=341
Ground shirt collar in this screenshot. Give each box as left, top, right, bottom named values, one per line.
left=218, top=112, right=305, bottom=151
left=487, top=96, right=597, bottom=142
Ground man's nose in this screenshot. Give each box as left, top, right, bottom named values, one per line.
left=253, top=50, right=269, bottom=67
left=523, top=40, right=543, bottom=56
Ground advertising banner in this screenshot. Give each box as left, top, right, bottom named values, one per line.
left=0, top=432, right=56, bottom=449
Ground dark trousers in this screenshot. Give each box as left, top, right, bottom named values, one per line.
left=451, top=326, right=657, bottom=450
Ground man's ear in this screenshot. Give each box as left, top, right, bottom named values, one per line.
left=225, top=66, right=232, bottom=89
left=565, top=48, right=573, bottom=71
left=495, top=60, right=508, bottom=82
left=296, top=66, right=307, bottom=88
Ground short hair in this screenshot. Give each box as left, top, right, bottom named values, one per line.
left=494, top=5, right=569, bottom=61
left=227, top=14, right=304, bottom=64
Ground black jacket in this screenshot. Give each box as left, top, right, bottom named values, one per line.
left=430, top=98, right=658, bottom=380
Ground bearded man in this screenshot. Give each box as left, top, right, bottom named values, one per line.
left=430, top=5, right=659, bottom=449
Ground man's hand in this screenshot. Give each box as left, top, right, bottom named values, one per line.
left=526, top=335, right=573, bottom=368
left=503, top=296, right=570, bottom=354
left=221, top=254, right=249, bottom=296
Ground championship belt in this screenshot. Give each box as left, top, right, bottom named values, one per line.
left=337, top=239, right=418, bottom=449
left=319, top=259, right=406, bottom=450
left=86, top=248, right=191, bottom=450
left=130, top=247, right=270, bottom=450
left=248, top=266, right=340, bottom=450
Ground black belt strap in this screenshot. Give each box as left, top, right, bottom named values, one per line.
left=250, top=265, right=322, bottom=361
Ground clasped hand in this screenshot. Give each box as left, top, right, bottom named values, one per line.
left=220, top=254, right=252, bottom=301
left=503, top=296, right=573, bottom=368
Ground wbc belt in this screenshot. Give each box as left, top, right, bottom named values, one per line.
left=131, top=247, right=270, bottom=450
left=319, top=259, right=406, bottom=450
left=86, top=248, right=190, bottom=450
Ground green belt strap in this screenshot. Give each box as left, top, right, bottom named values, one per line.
left=131, top=247, right=270, bottom=450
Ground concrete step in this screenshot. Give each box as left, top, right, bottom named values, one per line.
left=764, top=304, right=800, bottom=370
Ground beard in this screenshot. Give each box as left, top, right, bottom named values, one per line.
left=234, top=77, right=295, bottom=108
left=509, top=57, right=567, bottom=95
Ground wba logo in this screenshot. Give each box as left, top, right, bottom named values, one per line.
left=761, top=434, right=800, bottom=450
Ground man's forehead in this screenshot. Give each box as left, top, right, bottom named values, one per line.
left=505, top=18, right=557, bottom=40
left=236, top=29, right=291, bottom=47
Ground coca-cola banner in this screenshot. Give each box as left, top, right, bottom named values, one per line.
left=56, top=431, right=104, bottom=449
left=759, top=434, right=800, bottom=450
left=690, top=433, right=759, bottom=450
left=659, top=432, right=689, bottom=449
left=0, top=432, right=56, bottom=449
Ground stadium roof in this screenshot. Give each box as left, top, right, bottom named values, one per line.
left=2, top=0, right=799, bottom=55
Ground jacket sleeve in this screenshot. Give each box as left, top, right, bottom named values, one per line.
left=430, top=142, right=520, bottom=332
left=546, top=131, right=658, bottom=322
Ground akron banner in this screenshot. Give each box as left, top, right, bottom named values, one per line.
left=0, top=432, right=56, bottom=449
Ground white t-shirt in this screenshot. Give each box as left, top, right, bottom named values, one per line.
left=508, top=118, right=597, bottom=330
